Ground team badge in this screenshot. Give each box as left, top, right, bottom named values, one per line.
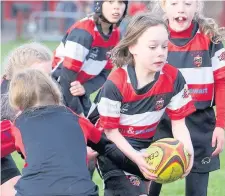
left=155, top=98, right=164, bottom=111
left=194, top=55, right=202, bottom=67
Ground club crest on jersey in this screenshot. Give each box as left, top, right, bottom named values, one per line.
left=155, top=98, right=164, bottom=111
left=194, top=55, right=202, bottom=67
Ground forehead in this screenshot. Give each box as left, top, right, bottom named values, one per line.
left=138, top=25, right=168, bottom=42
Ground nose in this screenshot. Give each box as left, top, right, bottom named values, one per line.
left=177, top=2, right=185, bottom=13
left=113, top=1, right=120, bottom=10
left=156, top=46, right=166, bottom=57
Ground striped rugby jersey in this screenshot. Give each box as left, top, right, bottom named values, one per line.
left=168, top=21, right=225, bottom=110
left=52, top=16, right=120, bottom=87
left=97, top=64, right=196, bottom=142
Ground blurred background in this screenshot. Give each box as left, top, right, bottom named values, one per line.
left=1, top=1, right=224, bottom=43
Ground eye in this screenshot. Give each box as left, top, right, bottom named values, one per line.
left=162, top=45, right=168, bottom=49
left=149, top=46, right=157, bottom=50
left=171, top=2, right=177, bottom=6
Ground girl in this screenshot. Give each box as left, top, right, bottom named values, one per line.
left=1, top=42, right=52, bottom=196
left=94, top=12, right=195, bottom=196
left=8, top=69, right=102, bottom=196
left=149, top=1, right=225, bottom=196
left=52, top=0, right=128, bottom=116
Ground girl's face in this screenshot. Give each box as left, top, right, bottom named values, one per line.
left=129, top=24, right=168, bottom=73
left=102, top=0, right=126, bottom=24
left=164, top=0, right=197, bottom=32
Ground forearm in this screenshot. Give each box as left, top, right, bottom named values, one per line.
left=83, top=70, right=110, bottom=95
left=105, top=128, right=139, bottom=163
left=171, top=119, right=194, bottom=155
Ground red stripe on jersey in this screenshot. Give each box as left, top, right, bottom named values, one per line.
left=166, top=101, right=196, bottom=120
left=169, top=33, right=210, bottom=52
left=123, top=75, right=173, bottom=102
left=76, top=70, right=95, bottom=84
left=11, top=125, right=26, bottom=159
left=109, top=64, right=178, bottom=102
left=92, top=29, right=120, bottom=48
left=69, top=18, right=95, bottom=37
left=105, top=60, right=114, bottom=70
left=78, top=117, right=101, bottom=144
left=215, top=78, right=225, bottom=128
left=52, top=56, right=61, bottom=69
left=119, top=122, right=158, bottom=139
left=52, top=51, right=60, bottom=68
left=64, top=57, right=83, bottom=72
left=214, top=66, right=225, bottom=80
left=188, top=83, right=214, bottom=101
left=99, top=115, right=120, bottom=129
left=1, top=120, right=16, bottom=158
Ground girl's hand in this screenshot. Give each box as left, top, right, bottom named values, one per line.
left=87, top=147, right=98, bottom=161
left=212, top=127, right=225, bottom=156
left=181, top=148, right=193, bottom=178
left=134, top=151, right=158, bottom=181
left=70, top=81, right=85, bottom=96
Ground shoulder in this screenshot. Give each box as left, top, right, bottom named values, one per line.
left=69, top=17, right=95, bottom=36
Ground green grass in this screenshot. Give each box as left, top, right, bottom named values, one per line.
left=1, top=40, right=225, bottom=196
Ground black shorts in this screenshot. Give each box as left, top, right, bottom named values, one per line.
left=1, top=155, right=20, bottom=184
left=154, top=107, right=220, bottom=173
left=104, top=175, right=148, bottom=196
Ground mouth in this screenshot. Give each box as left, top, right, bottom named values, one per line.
left=174, top=16, right=187, bottom=23
left=154, top=61, right=164, bottom=66
left=112, top=13, right=120, bottom=18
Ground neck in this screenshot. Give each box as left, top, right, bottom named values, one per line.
left=100, top=20, right=112, bottom=35
left=134, top=65, right=156, bottom=89
left=169, top=22, right=194, bottom=38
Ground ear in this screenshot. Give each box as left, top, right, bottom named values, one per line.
left=128, top=44, right=137, bottom=55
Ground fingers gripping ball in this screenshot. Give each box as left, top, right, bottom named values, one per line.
left=145, top=138, right=190, bottom=184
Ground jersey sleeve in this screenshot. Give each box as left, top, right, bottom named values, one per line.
left=10, top=124, right=26, bottom=159
left=166, top=71, right=196, bottom=120
left=78, top=116, right=101, bottom=144
left=210, top=42, right=225, bottom=128
left=61, top=28, right=93, bottom=72
left=210, top=42, right=225, bottom=80
left=97, top=75, right=123, bottom=129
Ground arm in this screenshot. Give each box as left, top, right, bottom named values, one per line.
left=97, top=76, right=156, bottom=179
left=166, top=71, right=195, bottom=176
left=211, top=42, right=225, bottom=156
left=83, top=69, right=111, bottom=95
left=105, top=128, right=140, bottom=164
left=171, top=118, right=194, bottom=156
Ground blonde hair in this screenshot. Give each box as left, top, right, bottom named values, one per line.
left=3, top=42, right=52, bottom=80
left=153, top=0, right=225, bottom=43
left=9, top=69, right=62, bottom=110
left=111, top=12, right=168, bottom=67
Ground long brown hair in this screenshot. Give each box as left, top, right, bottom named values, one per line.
left=9, top=69, right=62, bottom=110
left=111, top=12, right=168, bottom=67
